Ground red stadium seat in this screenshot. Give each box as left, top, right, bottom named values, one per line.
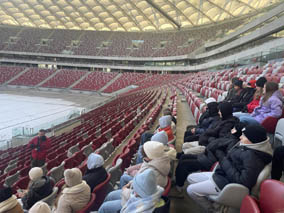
left=92, top=173, right=111, bottom=210
left=240, top=196, right=260, bottom=213
left=77, top=193, right=96, bottom=213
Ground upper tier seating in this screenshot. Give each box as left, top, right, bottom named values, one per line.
left=9, top=68, right=55, bottom=86
left=0, top=20, right=243, bottom=57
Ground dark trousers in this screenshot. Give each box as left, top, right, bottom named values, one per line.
left=175, top=154, right=205, bottom=187
left=271, top=146, right=284, bottom=180
left=31, top=158, right=45, bottom=168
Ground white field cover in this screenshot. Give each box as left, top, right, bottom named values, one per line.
left=0, top=94, right=82, bottom=142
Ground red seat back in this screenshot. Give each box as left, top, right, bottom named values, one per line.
left=162, top=177, right=171, bottom=197
left=92, top=173, right=111, bottom=211
left=259, top=180, right=284, bottom=213
left=240, top=196, right=260, bottom=213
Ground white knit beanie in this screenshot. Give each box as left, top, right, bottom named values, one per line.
left=29, top=167, right=43, bottom=181
left=64, top=168, right=82, bottom=187
left=205, top=97, right=216, bottom=105
left=159, top=115, right=172, bottom=128
left=143, top=141, right=165, bottom=160
left=29, top=201, right=51, bottom=213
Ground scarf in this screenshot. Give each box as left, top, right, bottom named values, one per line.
left=120, top=186, right=164, bottom=213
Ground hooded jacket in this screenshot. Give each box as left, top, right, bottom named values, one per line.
left=53, top=181, right=90, bottom=213
left=251, top=90, right=283, bottom=123
left=246, top=99, right=260, bottom=113
left=0, top=190, right=23, bottom=213
left=198, top=116, right=239, bottom=146
left=28, top=136, right=51, bottom=160
left=82, top=166, right=108, bottom=191
left=232, top=87, right=256, bottom=112
left=22, top=176, right=53, bottom=210
left=212, top=138, right=273, bottom=190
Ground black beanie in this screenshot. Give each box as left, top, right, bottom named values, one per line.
left=218, top=102, right=233, bottom=119
left=256, top=77, right=267, bottom=88
left=242, top=125, right=267, bottom=143
left=207, top=102, right=219, bottom=116
left=0, top=186, right=12, bottom=202
left=234, top=79, right=243, bottom=88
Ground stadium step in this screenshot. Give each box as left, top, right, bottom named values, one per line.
left=99, top=73, right=123, bottom=92
left=4, top=67, right=30, bottom=86
left=68, top=72, right=91, bottom=89
left=36, top=69, right=61, bottom=87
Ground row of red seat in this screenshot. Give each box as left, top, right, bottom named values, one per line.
left=0, top=90, right=159, bottom=188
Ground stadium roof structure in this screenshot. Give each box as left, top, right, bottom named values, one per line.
left=0, top=0, right=282, bottom=32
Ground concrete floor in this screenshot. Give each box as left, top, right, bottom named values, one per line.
left=169, top=91, right=204, bottom=213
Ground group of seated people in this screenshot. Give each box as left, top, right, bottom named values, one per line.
left=173, top=77, right=284, bottom=211
left=0, top=108, right=177, bottom=213
left=98, top=109, right=177, bottom=213
left=1, top=76, right=284, bottom=213
left=0, top=152, right=108, bottom=213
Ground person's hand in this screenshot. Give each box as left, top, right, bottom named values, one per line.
left=191, top=128, right=196, bottom=134
left=17, top=191, right=26, bottom=198
left=122, top=182, right=131, bottom=190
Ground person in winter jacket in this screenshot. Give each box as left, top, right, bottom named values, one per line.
left=136, top=131, right=176, bottom=164
left=155, top=115, right=174, bottom=141
left=224, top=77, right=239, bottom=101
left=53, top=168, right=91, bottom=213
left=83, top=153, right=108, bottom=192
left=99, top=169, right=164, bottom=213
left=271, top=146, right=284, bottom=180
left=187, top=125, right=272, bottom=211
left=17, top=167, right=44, bottom=198
left=120, top=141, right=171, bottom=188
left=184, top=98, right=220, bottom=142
left=198, top=102, right=239, bottom=146
left=0, top=186, right=23, bottom=213
left=229, top=79, right=244, bottom=105
left=232, top=79, right=256, bottom=112
left=21, top=175, right=53, bottom=210
left=28, top=129, right=51, bottom=168
left=238, top=81, right=283, bottom=125
left=174, top=123, right=246, bottom=194
left=245, top=87, right=262, bottom=113
left=29, top=201, right=51, bottom=213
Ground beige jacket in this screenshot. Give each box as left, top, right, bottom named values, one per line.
left=0, top=195, right=23, bottom=213
left=53, top=181, right=91, bottom=213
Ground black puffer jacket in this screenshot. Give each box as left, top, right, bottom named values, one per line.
left=213, top=140, right=272, bottom=190
left=232, top=87, right=256, bottom=112
left=22, top=176, right=53, bottom=210
left=195, top=115, right=220, bottom=135
left=198, top=116, right=239, bottom=146
left=83, top=166, right=108, bottom=191
left=197, top=135, right=239, bottom=171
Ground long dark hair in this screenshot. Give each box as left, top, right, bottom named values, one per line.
left=263, top=82, right=278, bottom=103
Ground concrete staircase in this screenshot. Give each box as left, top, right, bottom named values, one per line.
left=4, top=67, right=30, bottom=85
left=68, top=71, right=91, bottom=89
left=36, top=69, right=61, bottom=87
left=99, top=73, right=122, bottom=92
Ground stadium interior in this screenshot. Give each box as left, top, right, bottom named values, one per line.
left=1, top=0, right=284, bottom=212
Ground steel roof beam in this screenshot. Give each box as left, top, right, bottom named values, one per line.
left=145, top=0, right=181, bottom=29
left=163, top=0, right=195, bottom=26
